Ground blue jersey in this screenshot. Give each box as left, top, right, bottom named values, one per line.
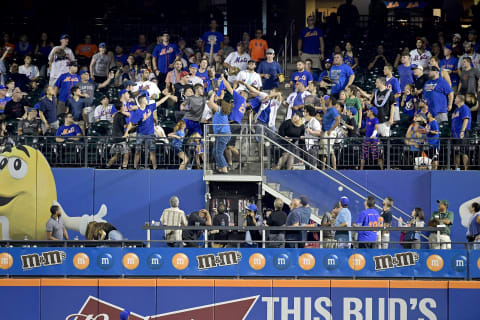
left=322, top=107, right=340, bottom=131
left=130, top=103, right=156, bottom=135
left=397, top=64, right=414, bottom=92
left=356, top=208, right=380, bottom=242
left=440, top=57, right=459, bottom=87
left=423, top=78, right=453, bottom=116
left=202, top=31, right=224, bottom=54
left=291, top=71, right=313, bottom=87
left=55, top=73, right=81, bottom=102
left=365, top=117, right=379, bottom=141
left=56, top=124, right=82, bottom=137
left=386, top=76, right=401, bottom=107
left=251, top=97, right=271, bottom=124
left=257, top=61, right=282, bottom=90
left=343, top=54, right=355, bottom=68
left=451, top=104, right=471, bottom=138
left=328, top=64, right=354, bottom=94
left=299, top=27, right=323, bottom=54
left=152, top=43, right=180, bottom=74
left=426, top=119, right=440, bottom=148
left=229, top=91, right=246, bottom=124
left=0, top=96, right=12, bottom=114
left=196, top=70, right=208, bottom=90
left=403, top=95, right=416, bottom=118
left=172, top=129, right=185, bottom=149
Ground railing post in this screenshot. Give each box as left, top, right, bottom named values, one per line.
left=386, top=138, right=390, bottom=170
left=447, top=139, right=451, bottom=170
left=204, top=229, right=208, bottom=248
left=84, top=138, right=88, bottom=168
left=327, top=138, right=331, bottom=168
left=144, top=138, right=148, bottom=169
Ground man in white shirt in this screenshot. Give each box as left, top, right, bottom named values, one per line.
left=48, top=34, right=75, bottom=86
left=224, top=42, right=251, bottom=83
left=304, top=105, right=322, bottom=167
left=133, top=68, right=160, bottom=106
left=235, top=60, right=262, bottom=92
left=187, top=64, right=204, bottom=86
left=19, top=55, right=39, bottom=81
left=285, top=81, right=311, bottom=120
left=94, top=95, right=115, bottom=122
left=409, top=38, right=432, bottom=71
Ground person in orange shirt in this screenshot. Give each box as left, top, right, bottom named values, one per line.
left=249, top=29, right=268, bottom=62
left=75, top=35, right=98, bottom=59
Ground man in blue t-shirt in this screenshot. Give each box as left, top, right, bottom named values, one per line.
left=257, top=48, right=283, bottom=90
left=152, top=32, right=180, bottom=89
left=329, top=53, right=354, bottom=96
left=384, top=65, right=401, bottom=121
left=66, top=86, right=87, bottom=134
left=288, top=60, right=313, bottom=89
left=55, top=62, right=80, bottom=115
left=360, top=107, right=381, bottom=170
left=397, top=54, right=414, bottom=92
left=423, top=66, right=453, bottom=122
left=355, top=196, right=380, bottom=248
left=440, top=45, right=459, bottom=90
left=298, top=15, right=325, bottom=69
left=321, top=98, right=341, bottom=169
left=335, top=196, right=352, bottom=248
left=125, top=94, right=158, bottom=169
left=201, top=20, right=224, bottom=55
left=426, top=112, right=440, bottom=170
left=55, top=113, right=82, bottom=142
left=451, top=94, right=472, bottom=170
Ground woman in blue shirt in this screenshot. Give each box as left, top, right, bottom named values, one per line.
left=207, top=94, right=233, bottom=173
left=168, top=120, right=189, bottom=170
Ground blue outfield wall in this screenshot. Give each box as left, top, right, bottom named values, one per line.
left=1, top=278, right=479, bottom=319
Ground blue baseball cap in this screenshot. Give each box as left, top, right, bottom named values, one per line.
left=340, top=196, right=349, bottom=206
left=78, top=70, right=88, bottom=76
left=99, top=42, right=107, bottom=48
left=119, top=89, right=128, bottom=98
left=324, top=58, right=332, bottom=64
left=445, top=44, right=453, bottom=51
left=0, top=85, right=6, bottom=90
left=323, top=95, right=330, bottom=101
left=247, top=204, right=257, bottom=212
left=369, top=106, right=378, bottom=116
left=348, top=107, right=357, bottom=116
left=123, top=80, right=135, bottom=88
left=33, top=102, right=41, bottom=110
left=60, top=34, right=70, bottom=40
left=120, top=310, right=130, bottom=320
left=189, top=63, right=199, bottom=69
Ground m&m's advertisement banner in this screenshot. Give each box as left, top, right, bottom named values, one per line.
left=0, top=248, right=473, bottom=278
left=1, top=279, right=480, bottom=319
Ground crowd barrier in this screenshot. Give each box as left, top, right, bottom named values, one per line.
left=1, top=278, right=479, bottom=319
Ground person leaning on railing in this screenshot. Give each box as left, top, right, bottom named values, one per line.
left=428, top=200, right=453, bottom=249
left=273, top=112, right=304, bottom=170
left=266, top=198, right=287, bottom=248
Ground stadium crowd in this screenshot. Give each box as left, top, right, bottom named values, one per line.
left=0, top=8, right=479, bottom=171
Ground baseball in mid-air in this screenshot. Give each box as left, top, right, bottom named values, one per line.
left=338, top=186, right=343, bottom=191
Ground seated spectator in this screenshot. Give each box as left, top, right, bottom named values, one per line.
left=1, top=90, right=28, bottom=121
left=7, top=63, right=30, bottom=92
left=114, top=45, right=128, bottom=65
left=182, top=209, right=212, bottom=247
left=335, top=196, right=352, bottom=248
left=94, top=95, right=115, bottom=123
left=75, top=35, right=98, bottom=59
left=266, top=198, right=287, bottom=248
left=405, top=117, right=426, bottom=159
left=55, top=113, right=82, bottom=142
left=428, top=200, right=453, bottom=249
left=15, top=34, right=33, bottom=56
left=85, top=221, right=123, bottom=240
left=160, top=196, right=188, bottom=247
left=410, top=38, right=432, bottom=70
left=368, top=45, right=390, bottom=71
left=211, top=203, right=230, bottom=248
left=130, top=34, right=148, bottom=64
left=66, top=86, right=87, bottom=134
left=257, top=48, right=283, bottom=90
left=107, top=102, right=130, bottom=169
left=285, top=81, right=311, bottom=120
left=224, top=42, right=251, bottom=83
left=17, top=107, right=42, bottom=136
left=355, top=196, right=380, bottom=248
left=249, top=29, right=268, bottom=62
left=287, top=60, right=313, bottom=89
left=321, top=202, right=339, bottom=248
left=19, top=55, right=40, bottom=81
left=222, top=35, right=234, bottom=57
left=168, top=120, right=189, bottom=170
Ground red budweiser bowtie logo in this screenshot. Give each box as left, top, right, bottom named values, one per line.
left=67, top=295, right=258, bottom=320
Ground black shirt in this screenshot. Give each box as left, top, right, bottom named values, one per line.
left=278, top=119, right=305, bottom=139
left=414, top=74, right=428, bottom=92
left=4, top=99, right=27, bottom=121
left=267, top=210, right=287, bottom=234
left=371, top=88, right=395, bottom=123
left=174, top=83, right=189, bottom=109
left=111, top=112, right=127, bottom=143
left=381, top=210, right=393, bottom=225
left=182, top=212, right=206, bottom=241
left=212, top=212, right=230, bottom=241
left=19, top=119, right=42, bottom=135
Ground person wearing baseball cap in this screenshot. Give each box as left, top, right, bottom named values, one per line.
left=188, top=64, right=203, bottom=86
left=236, top=59, right=262, bottom=92
left=423, top=60, right=453, bottom=123
left=244, top=203, right=261, bottom=247
left=224, top=41, right=250, bottom=83
left=360, top=106, right=381, bottom=170
left=48, top=33, right=75, bottom=86
left=428, top=200, right=454, bottom=249
left=335, top=196, right=352, bottom=248
left=257, top=47, right=282, bottom=90
left=440, top=44, right=459, bottom=91
left=120, top=309, right=131, bottom=320
left=90, top=42, right=112, bottom=84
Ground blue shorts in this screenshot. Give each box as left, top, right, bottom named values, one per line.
left=184, top=118, right=202, bottom=135
left=135, top=134, right=155, bottom=151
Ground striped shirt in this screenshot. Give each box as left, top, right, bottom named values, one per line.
left=160, top=207, right=188, bottom=242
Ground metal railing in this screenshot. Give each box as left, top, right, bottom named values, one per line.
left=276, top=19, right=295, bottom=75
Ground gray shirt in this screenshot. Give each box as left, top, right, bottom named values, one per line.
left=77, top=81, right=97, bottom=106
left=92, top=53, right=112, bottom=77
left=321, top=211, right=335, bottom=239
left=46, top=216, right=65, bottom=240
left=183, top=96, right=206, bottom=122
left=460, top=68, right=480, bottom=95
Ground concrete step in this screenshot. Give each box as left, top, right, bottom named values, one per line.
left=266, top=182, right=280, bottom=191
left=279, top=190, right=293, bottom=199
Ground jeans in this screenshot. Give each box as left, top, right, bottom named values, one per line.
left=214, top=135, right=230, bottom=169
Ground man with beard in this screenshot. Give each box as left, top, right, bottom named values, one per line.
left=224, top=42, right=251, bottom=83
left=410, top=38, right=432, bottom=71
left=458, top=41, right=480, bottom=72
left=423, top=66, right=454, bottom=122
left=235, top=60, right=262, bottom=92
left=46, top=205, right=69, bottom=240
left=329, top=53, right=354, bottom=98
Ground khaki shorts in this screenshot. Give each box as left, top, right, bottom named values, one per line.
left=301, top=53, right=321, bottom=69
left=319, top=130, right=337, bottom=155
left=110, top=141, right=130, bottom=155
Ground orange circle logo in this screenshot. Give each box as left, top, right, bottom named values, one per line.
left=249, top=253, right=266, bottom=270
left=298, top=253, right=316, bottom=271
left=172, top=253, right=189, bottom=270
left=477, top=257, right=480, bottom=271
left=122, top=253, right=140, bottom=270
left=348, top=254, right=366, bottom=271
left=0, top=253, right=13, bottom=270
left=73, top=253, right=90, bottom=270
left=426, top=255, right=444, bottom=272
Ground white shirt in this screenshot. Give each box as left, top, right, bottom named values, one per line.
left=254, top=92, right=281, bottom=129
left=134, top=80, right=160, bottom=105
left=94, top=104, right=115, bottom=122
left=236, top=70, right=262, bottom=91
left=224, top=51, right=251, bottom=82
left=285, top=90, right=311, bottom=120
left=19, top=65, right=39, bottom=80
left=305, top=117, right=321, bottom=150
left=188, top=76, right=204, bottom=86
left=48, top=46, right=75, bottom=80
left=201, top=101, right=213, bottom=122
left=409, top=49, right=432, bottom=69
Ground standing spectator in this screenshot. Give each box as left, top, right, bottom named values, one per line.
left=397, top=54, right=414, bottom=92
left=134, top=68, right=161, bottom=106
left=94, top=96, right=115, bottom=122
left=426, top=112, right=440, bottom=170
left=249, top=29, right=268, bottom=63
left=17, top=107, right=42, bottom=136
left=130, top=34, right=148, bottom=64
left=440, top=45, right=459, bottom=91
left=287, top=60, right=313, bottom=89
left=107, top=102, right=130, bottom=169
left=55, top=62, right=80, bottom=115
left=182, top=209, right=212, bottom=247
left=423, top=66, right=454, bottom=122
left=90, top=43, right=112, bottom=84
left=6, top=64, right=30, bottom=92
left=402, top=208, right=425, bottom=249
left=168, top=120, right=189, bottom=170
left=360, top=107, right=382, bottom=170
left=458, top=42, right=480, bottom=72
left=201, top=19, right=224, bottom=56
left=196, top=58, right=209, bottom=88
left=465, top=93, right=479, bottom=123
left=320, top=98, right=341, bottom=169
left=457, top=57, right=480, bottom=95
left=236, top=60, right=262, bottom=91
left=451, top=94, right=472, bottom=170
left=335, top=196, right=352, bottom=248
left=66, top=87, right=87, bottom=134
left=329, top=53, right=355, bottom=97
left=207, top=94, right=232, bottom=173
left=48, top=34, right=75, bottom=86
left=46, top=205, right=69, bottom=240
left=467, top=203, right=480, bottom=249
left=384, top=65, right=401, bottom=121
left=75, top=35, right=97, bottom=59
left=298, top=16, right=325, bottom=69
left=428, top=200, right=454, bottom=249
left=165, top=60, right=185, bottom=91
left=372, top=77, right=395, bottom=136
left=368, top=45, right=390, bottom=71
left=243, top=204, right=260, bottom=247
left=34, top=32, right=54, bottom=77
left=212, top=204, right=230, bottom=248
left=285, top=198, right=303, bottom=248
left=337, top=0, right=359, bottom=34
left=55, top=113, right=82, bottom=142
left=266, top=198, right=287, bottom=248
left=153, top=32, right=180, bottom=89
left=38, top=86, right=57, bottom=133
left=412, top=65, right=428, bottom=96
left=410, top=38, right=432, bottom=70
left=343, top=42, right=358, bottom=70
left=303, top=105, right=322, bottom=166
left=19, top=55, right=40, bottom=81
left=2, top=90, right=28, bottom=121
left=222, top=35, right=234, bottom=57
left=274, top=113, right=305, bottom=170
left=77, top=70, right=114, bottom=124
left=401, top=84, right=416, bottom=119
left=430, top=56, right=452, bottom=87
left=160, top=196, right=188, bottom=247
left=345, top=86, right=362, bottom=126
left=378, top=197, right=393, bottom=249
left=15, top=34, right=33, bottom=56
left=285, top=81, right=310, bottom=120
left=355, top=196, right=380, bottom=248
left=181, top=83, right=206, bottom=135
left=187, top=64, right=203, bottom=86
left=224, top=42, right=251, bottom=83
left=321, top=203, right=339, bottom=248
